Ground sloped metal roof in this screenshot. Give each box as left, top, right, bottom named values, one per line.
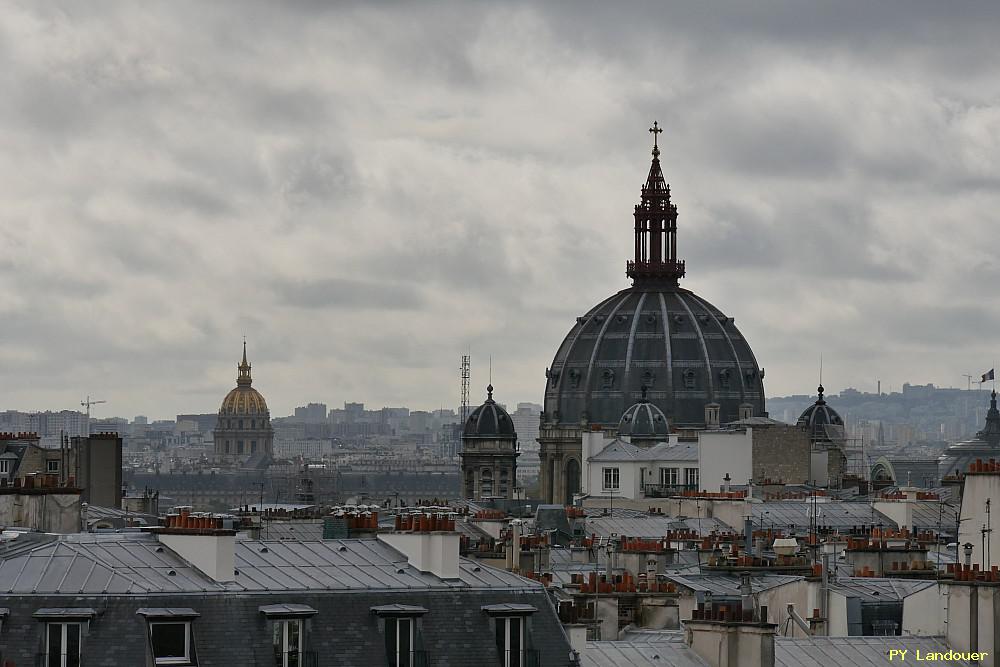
left=665, top=573, right=803, bottom=597
left=828, top=577, right=935, bottom=602
left=581, top=639, right=707, bottom=667
left=586, top=515, right=732, bottom=539
left=583, top=635, right=968, bottom=667
left=774, top=636, right=966, bottom=667
left=751, top=502, right=896, bottom=531
left=0, top=533, right=541, bottom=595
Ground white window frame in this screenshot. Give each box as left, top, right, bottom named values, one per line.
left=660, top=467, right=679, bottom=486
left=47, top=459, right=61, bottom=473
left=0, top=459, right=10, bottom=475
left=496, top=616, right=525, bottom=667
left=684, top=467, right=699, bottom=489
left=272, top=618, right=303, bottom=667
left=149, top=621, right=192, bottom=665
left=386, top=616, right=416, bottom=667
left=602, top=467, right=620, bottom=491
left=45, top=622, right=81, bottom=667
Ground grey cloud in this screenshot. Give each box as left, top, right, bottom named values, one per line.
left=273, top=278, right=425, bottom=311
left=2, top=2, right=1000, bottom=417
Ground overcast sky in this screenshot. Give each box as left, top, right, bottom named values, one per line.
left=3, top=2, right=1000, bottom=420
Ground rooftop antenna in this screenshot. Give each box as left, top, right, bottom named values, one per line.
left=460, top=352, right=471, bottom=426
left=80, top=396, right=107, bottom=437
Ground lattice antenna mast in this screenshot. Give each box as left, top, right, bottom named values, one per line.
left=460, top=354, right=471, bottom=425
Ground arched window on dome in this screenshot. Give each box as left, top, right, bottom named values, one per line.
left=683, top=370, right=696, bottom=389
left=719, top=369, right=731, bottom=390
left=238, top=419, right=244, bottom=429
left=481, top=469, right=494, bottom=497
left=251, top=419, right=256, bottom=429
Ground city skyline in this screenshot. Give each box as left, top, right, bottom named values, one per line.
left=4, top=3, right=1000, bottom=418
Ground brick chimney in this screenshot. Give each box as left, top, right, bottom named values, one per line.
left=685, top=601, right=776, bottom=667
left=379, top=509, right=460, bottom=580
left=148, top=509, right=236, bottom=582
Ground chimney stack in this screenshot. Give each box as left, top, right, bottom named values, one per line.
left=148, top=509, right=236, bottom=582
left=379, top=509, right=461, bottom=580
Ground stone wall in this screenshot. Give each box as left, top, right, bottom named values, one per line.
left=752, top=425, right=811, bottom=485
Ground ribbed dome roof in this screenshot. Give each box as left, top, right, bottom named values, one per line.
left=220, top=386, right=269, bottom=415
left=797, top=385, right=844, bottom=442
left=542, top=126, right=765, bottom=429
left=939, top=390, right=1000, bottom=478
left=218, top=342, right=269, bottom=416
left=463, top=385, right=516, bottom=439
left=543, top=287, right=765, bottom=428
left=619, top=390, right=670, bottom=440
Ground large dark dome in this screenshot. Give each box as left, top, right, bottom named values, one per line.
left=543, top=285, right=764, bottom=428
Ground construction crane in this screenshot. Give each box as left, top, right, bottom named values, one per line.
left=81, top=395, right=107, bottom=437
left=963, top=374, right=975, bottom=391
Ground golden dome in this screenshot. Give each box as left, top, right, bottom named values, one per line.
left=220, top=386, right=269, bottom=415
left=218, top=341, right=270, bottom=415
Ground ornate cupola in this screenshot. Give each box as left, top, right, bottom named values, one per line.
left=627, top=121, right=685, bottom=286
left=460, top=385, right=519, bottom=500
left=237, top=340, right=252, bottom=386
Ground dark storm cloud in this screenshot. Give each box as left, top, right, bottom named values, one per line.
left=2, top=1, right=999, bottom=417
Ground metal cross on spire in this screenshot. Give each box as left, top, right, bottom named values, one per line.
left=649, top=121, right=662, bottom=156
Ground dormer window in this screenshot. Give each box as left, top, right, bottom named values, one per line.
left=482, top=605, right=538, bottom=667
left=683, top=370, right=696, bottom=389
left=259, top=604, right=317, bottom=667
left=568, top=370, right=581, bottom=389
left=719, top=369, right=731, bottom=390
left=372, top=605, right=428, bottom=667
left=137, top=608, right=200, bottom=666
left=601, top=369, right=615, bottom=390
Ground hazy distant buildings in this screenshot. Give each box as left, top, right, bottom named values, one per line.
left=293, top=402, right=327, bottom=421
left=212, top=343, right=274, bottom=462
left=510, top=402, right=541, bottom=480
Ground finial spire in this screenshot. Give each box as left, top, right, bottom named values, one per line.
left=627, top=120, right=684, bottom=286
left=487, top=384, right=494, bottom=401
left=649, top=121, right=662, bottom=158
left=640, top=385, right=649, bottom=402
left=237, top=339, right=252, bottom=385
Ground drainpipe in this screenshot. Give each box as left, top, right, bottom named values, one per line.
left=820, top=552, right=830, bottom=636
